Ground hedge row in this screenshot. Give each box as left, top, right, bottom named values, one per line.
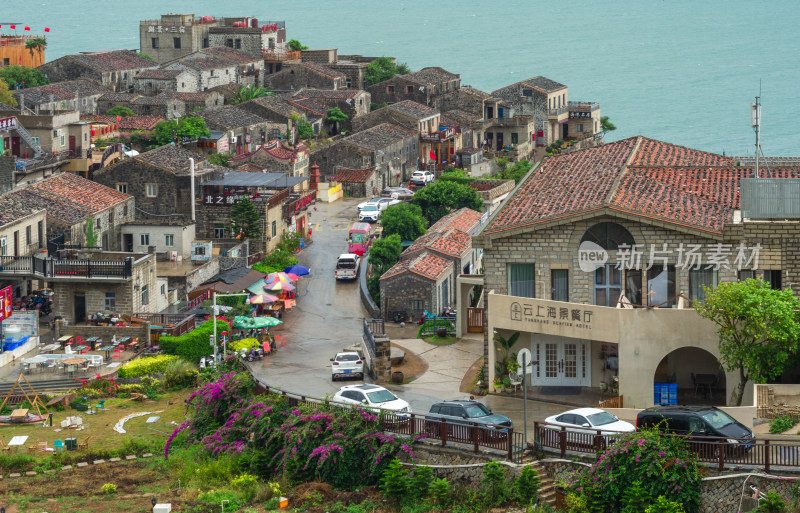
left=118, top=355, right=179, bottom=378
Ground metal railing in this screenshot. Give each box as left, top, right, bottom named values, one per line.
left=251, top=376, right=525, bottom=461
left=282, top=191, right=316, bottom=219
left=133, top=313, right=197, bottom=340
left=0, top=256, right=132, bottom=279
left=363, top=318, right=377, bottom=355
left=534, top=421, right=800, bottom=472
left=187, top=290, right=212, bottom=312
left=548, top=106, right=568, bottom=117
left=568, top=101, right=600, bottom=112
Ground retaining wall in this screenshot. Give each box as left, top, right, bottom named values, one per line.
left=54, top=322, right=150, bottom=345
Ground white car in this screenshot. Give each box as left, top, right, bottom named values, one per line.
left=357, top=197, right=401, bottom=212
left=330, top=351, right=364, bottom=380
left=358, top=203, right=382, bottom=223
left=382, top=187, right=415, bottom=200
left=332, top=384, right=410, bottom=414
left=411, top=170, right=435, bottom=185
left=544, top=408, right=635, bottom=445
left=334, top=253, right=360, bottom=281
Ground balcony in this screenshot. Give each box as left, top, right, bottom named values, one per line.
left=282, top=190, right=316, bottom=219
left=548, top=106, right=569, bottom=120
left=568, top=101, right=600, bottom=112
left=262, top=50, right=301, bottom=61
left=0, top=256, right=133, bottom=281
left=420, top=127, right=455, bottom=142
left=132, top=312, right=196, bottom=341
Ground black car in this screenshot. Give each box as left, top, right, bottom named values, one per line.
left=636, top=405, right=754, bottom=452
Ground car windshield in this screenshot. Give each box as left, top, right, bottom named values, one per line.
left=337, top=259, right=356, bottom=269
left=363, top=205, right=378, bottom=211
left=366, top=389, right=397, bottom=404
left=586, top=412, right=618, bottom=426
left=701, top=409, right=736, bottom=429
left=350, top=232, right=366, bottom=243
left=464, top=404, right=492, bottom=418
left=336, top=354, right=359, bottom=361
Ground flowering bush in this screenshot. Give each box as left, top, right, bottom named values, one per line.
left=232, top=338, right=260, bottom=352
left=118, top=355, right=179, bottom=378
left=565, top=429, right=702, bottom=513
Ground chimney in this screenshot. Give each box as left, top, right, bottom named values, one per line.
left=309, top=161, right=320, bottom=190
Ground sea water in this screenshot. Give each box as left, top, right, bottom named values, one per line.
left=14, top=0, right=800, bottom=155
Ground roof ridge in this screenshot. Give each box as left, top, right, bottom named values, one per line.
left=605, top=136, right=643, bottom=207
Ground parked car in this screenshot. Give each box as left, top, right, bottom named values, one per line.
left=636, top=405, right=754, bottom=452
left=358, top=204, right=382, bottom=223
left=410, top=170, right=435, bottom=186
left=330, top=351, right=364, bottom=380
left=543, top=408, right=635, bottom=448
left=381, top=187, right=415, bottom=200
left=332, top=384, right=410, bottom=414
left=357, top=197, right=383, bottom=211
left=334, top=253, right=360, bottom=280
left=426, top=400, right=512, bottom=440
left=357, top=197, right=401, bottom=211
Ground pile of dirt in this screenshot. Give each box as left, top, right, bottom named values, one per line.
left=390, top=343, right=428, bottom=382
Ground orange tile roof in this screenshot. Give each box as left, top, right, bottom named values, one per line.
left=334, top=169, right=375, bottom=183
left=382, top=251, right=451, bottom=281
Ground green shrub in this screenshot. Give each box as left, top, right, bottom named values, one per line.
left=102, top=483, right=117, bottom=495
left=516, top=465, right=540, bottom=505
left=117, top=384, right=145, bottom=394
left=645, top=495, right=686, bottom=513
left=380, top=458, right=408, bottom=502
left=769, top=415, right=795, bottom=434
left=231, top=338, right=260, bottom=352
left=621, top=480, right=650, bottom=513
left=481, top=461, right=508, bottom=507
left=118, top=355, right=179, bottom=378
left=757, top=490, right=787, bottom=513
left=159, top=318, right=231, bottom=363
left=429, top=477, right=451, bottom=507
left=163, top=358, right=198, bottom=389
left=409, top=465, right=433, bottom=501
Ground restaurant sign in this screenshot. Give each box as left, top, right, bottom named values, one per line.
left=510, top=301, right=593, bottom=331
left=147, top=25, right=186, bottom=33
left=569, top=111, right=592, bottom=119
left=0, top=117, right=17, bottom=132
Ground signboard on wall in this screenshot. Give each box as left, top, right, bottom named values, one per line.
left=0, top=310, right=37, bottom=339
left=217, top=138, right=229, bottom=153
left=0, top=286, right=12, bottom=322
left=0, top=117, right=17, bottom=132
left=191, top=242, right=213, bottom=262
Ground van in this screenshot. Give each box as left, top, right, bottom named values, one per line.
left=335, top=253, right=360, bottom=280
left=636, top=406, right=753, bottom=450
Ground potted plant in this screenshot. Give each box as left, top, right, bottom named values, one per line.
left=502, top=377, right=512, bottom=392
left=493, top=378, right=502, bottom=392
left=507, top=354, right=520, bottom=376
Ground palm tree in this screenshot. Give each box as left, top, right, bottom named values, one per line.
left=25, top=37, right=47, bottom=65
left=231, top=84, right=275, bottom=105
left=493, top=331, right=520, bottom=376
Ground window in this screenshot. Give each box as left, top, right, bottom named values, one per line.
left=140, top=234, right=150, bottom=246
left=104, top=292, right=116, bottom=311
left=738, top=270, right=755, bottom=281
left=151, top=37, right=159, bottom=49
left=165, top=234, right=174, bottom=247
left=764, top=270, right=782, bottom=290
left=32, top=137, right=40, bottom=146
left=2, top=58, right=8, bottom=66
left=594, top=264, right=621, bottom=306
left=551, top=269, right=569, bottom=302
left=160, top=283, right=166, bottom=295
left=346, top=79, right=352, bottom=88
left=387, top=85, right=394, bottom=94
left=441, top=278, right=449, bottom=309
left=406, top=86, right=413, bottom=94
left=523, top=89, right=532, bottom=97
left=235, top=39, right=241, bottom=49
left=25, top=225, right=32, bottom=246
left=577, top=123, right=584, bottom=133
left=689, top=269, right=718, bottom=303
left=511, top=133, right=518, bottom=145
left=202, top=37, right=209, bottom=48
left=647, top=264, right=676, bottom=307
left=60, top=134, right=65, bottom=146
left=581, top=222, right=635, bottom=250
left=271, top=220, right=277, bottom=238
left=141, top=285, right=149, bottom=306
left=109, top=210, right=114, bottom=225
left=214, top=225, right=226, bottom=238
left=145, top=184, right=158, bottom=197
left=210, top=70, right=214, bottom=76
left=412, top=299, right=423, bottom=311
left=226, top=39, right=234, bottom=48
left=123, top=205, right=128, bottom=217
left=625, top=269, right=642, bottom=305
left=509, top=263, right=535, bottom=298
left=95, top=217, right=101, bottom=229
left=173, top=37, right=181, bottom=49
left=0, top=237, right=6, bottom=256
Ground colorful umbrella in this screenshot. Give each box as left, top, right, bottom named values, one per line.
left=248, top=294, right=279, bottom=304
left=265, top=272, right=298, bottom=283
left=284, top=265, right=310, bottom=276
left=265, top=281, right=295, bottom=292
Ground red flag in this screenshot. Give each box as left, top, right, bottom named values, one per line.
left=44, top=27, right=51, bottom=32
left=429, top=150, right=436, bottom=160
left=10, top=24, right=15, bottom=29
left=24, top=26, right=30, bottom=31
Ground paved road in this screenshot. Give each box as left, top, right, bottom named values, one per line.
left=247, top=198, right=567, bottom=439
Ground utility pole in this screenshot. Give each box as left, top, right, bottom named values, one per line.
left=751, top=92, right=761, bottom=179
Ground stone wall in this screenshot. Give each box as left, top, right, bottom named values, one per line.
left=184, top=258, right=221, bottom=294
left=0, top=156, right=14, bottom=194
left=266, top=65, right=344, bottom=91
left=373, top=335, right=391, bottom=383
left=699, top=471, right=799, bottom=513
left=381, top=271, right=442, bottom=323
left=208, top=29, right=265, bottom=59
left=54, top=320, right=150, bottom=345
left=397, top=443, right=525, bottom=485
left=300, top=49, right=337, bottom=64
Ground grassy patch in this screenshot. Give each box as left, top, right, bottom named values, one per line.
left=421, top=335, right=458, bottom=346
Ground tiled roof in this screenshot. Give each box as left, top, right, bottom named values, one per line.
left=285, top=98, right=328, bottom=117
left=0, top=193, right=45, bottom=226
left=403, top=67, right=460, bottom=86
left=299, top=62, right=345, bottom=79
left=443, top=109, right=480, bottom=126
left=434, top=207, right=483, bottom=234
left=459, top=86, right=492, bottom=100
left=229, top=141, right=298, bottom=163
left=345, top=123, right=417, bottom=151
left=81, top=115, right=164, bottom=130
left=198, top=107, right=266, bottom=130
left=426, top=229, right=473, bottom=257
left=159, top=91, right=217, bottom=102
left=133, top=144, right=206, bottom=174
left=293, top=88, right=362, bottom=100
left=12, top=79, right=109, bottom=104
left=131, top=96, right=180, bottom=106
left=236, top=163, right=265, bottom=173
left=247, top=96, right=297, bottom=118
left=334, top=168, right=375, bottom=183
left=388, top=100, right=437, bottom=120
left=136, top=69, right=185, bottom=80
left=11, top=173, right=131, bottom=225
left=265, top=144, right=295, bottom=161
left=484, top=136, right=800, bottom=236
left=403, top=208, right=481, bottom=258
left=171, top=47, right=257, bottom=71
left=98, top=92, right=141, bottom=102
left=381, top=251, right=451, bottom=281
left=67, top=50, right=156, bottom=72
left=492, top=76, right=566, bottom=95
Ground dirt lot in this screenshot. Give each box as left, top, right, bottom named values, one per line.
left=390, top=343, right=428, bottom=383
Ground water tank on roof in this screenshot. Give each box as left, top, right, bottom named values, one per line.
left=232, top=21, right=246, bottom=28
left=200, top=16, right=214, bottom=24
left=251, top=18, right=258, bottom=28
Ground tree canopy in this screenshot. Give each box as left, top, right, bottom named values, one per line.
left=207, top=152, right=233, bottom=168
left=365, top=57, right=411, bottom=86
left=695, top=279, right=800, bottom=405
left=380, top=203, right=428, bottom=242
left=230, top=84, right=274, bottom=105
left=290, top=113, right=314, bottom=140
left=325, top=107, right=349, bottom=124
left=288, top=39, right=308, bottom=51
left=495, top=158, right=533, bottom=183
left=0, top=65, right=49, bottom=89
left=368, top=234, right=402, bottom=276
left=600, top=115, right=617, bottom=135
left=410, top=180, right=483, bottom=224
left=152, top=117, right=211, bottom=146
left=230, top=197, right=262, bottom=240
left=106, top=105, right=135, bottom=117
left=0, top=79, right=17, bottom=108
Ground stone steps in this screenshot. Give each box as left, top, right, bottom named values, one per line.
left=531, top=463, right=557, bottom=508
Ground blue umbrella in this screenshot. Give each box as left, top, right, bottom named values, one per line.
left=284, top=264, right=310, bottom=276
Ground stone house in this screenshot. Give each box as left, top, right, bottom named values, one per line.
left=97, top=93, right=143, bottom=115
left=0, top=108, right=91, bottom=161
left=13, top=80, right=110, bottom=115
left=288, top=88, right=370, bottom=131
left=8, top=172, right=134, bottom=250
left=130, top=95, right=185, bottom=119
left=120, top=219, right=196, bottom=259
left=236, top=96, right=297, bottom=132
left=367, top=67, right=461, bottom=107
left=266, top=62, right=347, bottom=92
left=333, top=168, right=379, bottom=198
left=311, top=123, right=419, bottom=187
left=36, top=51, right=158, bottom=93
left=440, top=111, right=477, bottom=154
left=196, top=106, right=273, bottom=155
left=474, top=136, right=800, bottom=408
left=228, top=141, right=309, bottom=178
left=161, top=91, right=224, bottom=112
left=329, top=54, right=378, bottom=90
left=0, top=195, right=47, bottom=298
left=133, top=69, right=199, bottom=95
left=93, top=144, right=222, bottom=220
left=433, top=86, right=493, bottom=118
left=208, top=25, right=282, bottom=60
left=81, top=115, right=164, bottom=142
left=162, top=47, right=265, bottom=92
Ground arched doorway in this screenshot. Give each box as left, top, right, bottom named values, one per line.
left=654, top=347, right=726, bottom=406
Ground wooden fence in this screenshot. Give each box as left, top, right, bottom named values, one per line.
left=597, top=395, right=623, bottom=409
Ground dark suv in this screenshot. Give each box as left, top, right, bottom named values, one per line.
left=636, top=405, right=754, bottom=452
left=426, top=400, right=512, bottom=439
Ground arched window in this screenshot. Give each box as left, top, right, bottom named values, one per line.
left=580, top=222, right=635, bottom=250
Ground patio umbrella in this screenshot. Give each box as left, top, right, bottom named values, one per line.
left=283, top=265, right=310, bottom=276
left=248, top=294, right=279, bottom=304
left=232, top=316, right=283, bottom=329
left=265, top=272, right=298, bottom=283
left=265, top=281, right=295, bottom=292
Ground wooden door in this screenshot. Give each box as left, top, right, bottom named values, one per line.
left=466, top=307, right=484, bottom=333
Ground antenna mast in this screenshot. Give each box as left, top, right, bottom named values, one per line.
left=750, top=86, right=762, bottom=178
